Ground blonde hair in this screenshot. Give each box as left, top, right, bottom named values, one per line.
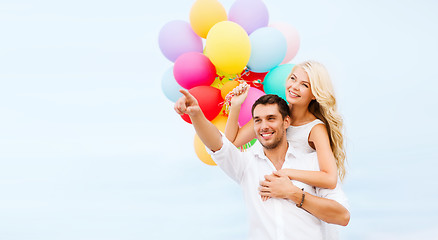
left=292, top=61, right=346, bottom=181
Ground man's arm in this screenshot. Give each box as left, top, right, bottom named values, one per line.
left=259, top=172, right=350, bottom=226
left=289, top=188, right=350, bottom=226
left=174, top=90, right=222, bottom=151
left=175, top=89, right=248, bottom=184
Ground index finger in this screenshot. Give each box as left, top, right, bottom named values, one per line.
left=179, top=89, right=195, bottom=101
left=264, top=174, right=276, bottom=181
left=273, top=171, right=286, bottom=178
left=259, top=180, right=270, bottom=187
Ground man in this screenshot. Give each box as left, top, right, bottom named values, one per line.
left=175, top=90, right=350, bottom=240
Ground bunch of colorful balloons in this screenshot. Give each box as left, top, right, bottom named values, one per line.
left=159, top=0, right=300, bottom=165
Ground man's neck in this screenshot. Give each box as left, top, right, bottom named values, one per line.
left=264, top=141, right=288, bottom=171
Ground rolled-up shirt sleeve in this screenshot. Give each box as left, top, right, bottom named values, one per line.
left=205, top=133, right=249, bottom=184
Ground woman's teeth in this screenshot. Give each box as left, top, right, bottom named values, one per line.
left=289, top=91, right=299, bottom=97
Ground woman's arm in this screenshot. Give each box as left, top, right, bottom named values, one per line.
left=279, top=124, right=338, bottom=189
left=259, top=172, right=349, bottom=226
left=224, top=84, right=257, bottom=147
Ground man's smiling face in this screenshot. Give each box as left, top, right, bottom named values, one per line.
left=253, top=104, right=289, bottom=150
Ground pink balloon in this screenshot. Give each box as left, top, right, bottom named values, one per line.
left=269, top=22, right=300, bottom=64
left=173, top=52, right=217, bottom=89
left=238, top=87, right=266, bottom=127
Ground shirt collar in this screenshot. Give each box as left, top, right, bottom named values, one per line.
left=251, top=140, right=297, bottom=160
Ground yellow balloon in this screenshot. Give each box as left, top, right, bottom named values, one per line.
left=190, top=0, right=227, bottom=39
left=194, top=134, right=216, bottom=166
left=205, top=21, right=251, bottom=75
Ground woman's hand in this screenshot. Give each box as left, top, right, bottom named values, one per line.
left=275, top=169, right=295, bottom=180
left=259, top=171, right=300, bottom=200
left=230, top=82, right=249, bottom=107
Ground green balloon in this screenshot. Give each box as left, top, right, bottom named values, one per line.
left=263, top=64, right=294, bottom=101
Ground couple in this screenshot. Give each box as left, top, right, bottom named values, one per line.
left=174, top=61, right=350, bottom=240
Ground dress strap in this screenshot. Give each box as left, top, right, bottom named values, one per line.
left=306, top=119, right=325, bottom=138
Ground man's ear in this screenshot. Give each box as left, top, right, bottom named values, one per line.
left=283, top=115, right=291, bottom=129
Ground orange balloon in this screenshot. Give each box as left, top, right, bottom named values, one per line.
left=193, top=114, right=229, bottom=166
left=194, top=134, right=216, bottom=166
left=220, top=80, right=240, bottom=99
left=190, top=0, right=227, bottom=38
left=211, top=114, right=228, bottom=132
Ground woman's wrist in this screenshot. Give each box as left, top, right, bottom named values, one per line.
left=230, top=104, right=242, bottom=111
left=284, top=169, right=295, bottom=180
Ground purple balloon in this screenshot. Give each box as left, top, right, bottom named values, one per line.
left=159, top=20, right=203, bottom=62
left=228, top=0, right=269, bottom=35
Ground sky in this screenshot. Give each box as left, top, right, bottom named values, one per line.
left=1, top=0, right=438, bottom=239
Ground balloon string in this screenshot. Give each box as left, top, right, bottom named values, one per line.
left=251, top=78, right=263, bottom=87
left=240, top=68, right=264, bottom=87
left=223, top=81, right=249, bottom=116
left=218, top=70, right=264, bottom=116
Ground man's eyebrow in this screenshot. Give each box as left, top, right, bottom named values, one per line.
left=254, top=114, right=277, bottom=119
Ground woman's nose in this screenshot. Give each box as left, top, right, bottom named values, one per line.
left=292, top=81, right=300, bottom=90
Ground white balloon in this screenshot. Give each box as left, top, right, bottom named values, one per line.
left=161, top=66, right=184, bottom=102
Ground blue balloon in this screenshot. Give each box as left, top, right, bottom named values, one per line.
left=161, top=66, right=184, bottom=102
left=263, top=64, right=294, bottom=101
left=247, top=27, right=287, bottom=73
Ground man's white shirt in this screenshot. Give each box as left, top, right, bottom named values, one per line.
left=206, top=134, right=349, bottom=240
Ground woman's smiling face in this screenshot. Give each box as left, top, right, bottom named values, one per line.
left=285, top=67, right=315, bottom=106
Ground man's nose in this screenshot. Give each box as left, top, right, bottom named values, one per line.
left=260, top=120, right=269, bottom=130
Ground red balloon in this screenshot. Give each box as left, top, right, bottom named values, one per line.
left=240, top=69, right=267, bottom=91
left=181, top=86, right=224, bottom=124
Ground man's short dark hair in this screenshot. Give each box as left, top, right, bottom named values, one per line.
left=251, top=94, right=290, bottom=119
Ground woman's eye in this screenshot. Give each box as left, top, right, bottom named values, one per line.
left=302, top=83, right=309, bottom=88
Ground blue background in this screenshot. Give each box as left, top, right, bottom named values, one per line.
left=1, top=0, right=437, bottom=239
